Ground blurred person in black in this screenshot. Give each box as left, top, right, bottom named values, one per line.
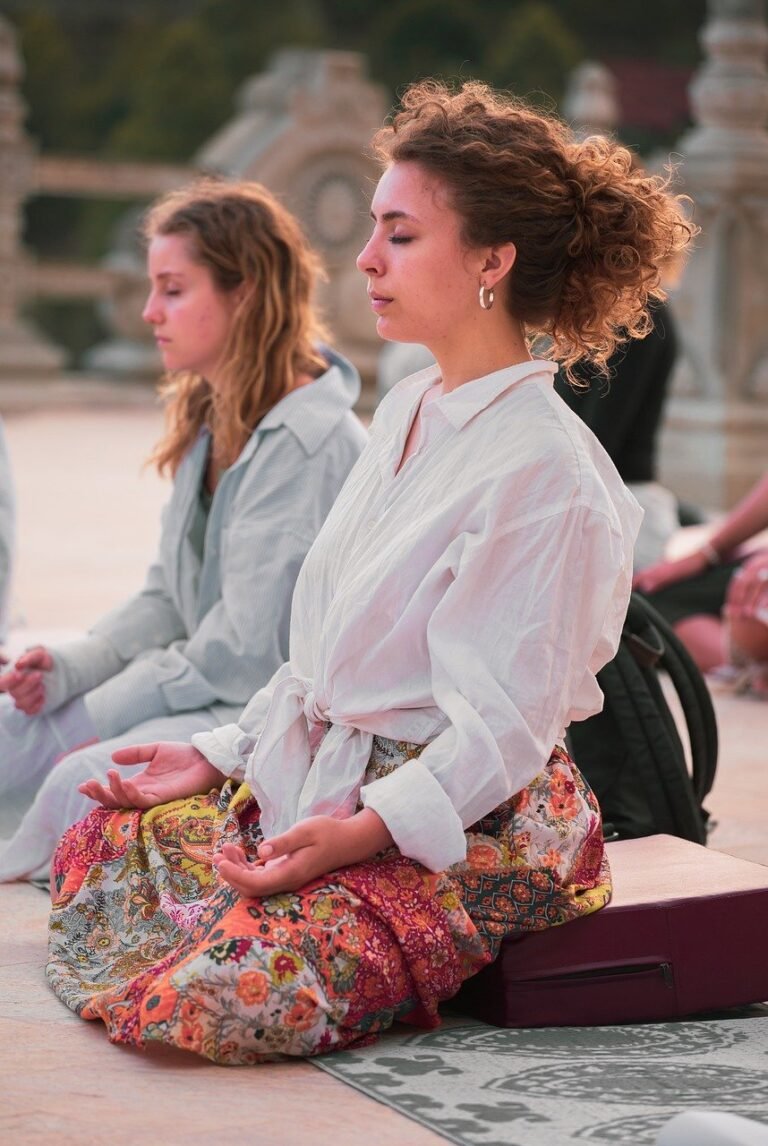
left=555, top=298, right=681, bottom=572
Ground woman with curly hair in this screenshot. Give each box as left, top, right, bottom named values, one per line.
left=0, top=180, right=366, bottom=880
left=45, top=81, right=692, bottom=1061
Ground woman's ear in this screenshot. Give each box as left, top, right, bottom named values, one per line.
left=482, top=242, right=517, bottom=286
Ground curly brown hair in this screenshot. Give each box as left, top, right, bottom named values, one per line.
left=146, top=179, right=329, bottom=476
left=371, top=79, right=694, bottom=380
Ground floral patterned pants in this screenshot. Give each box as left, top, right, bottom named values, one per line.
left=47, top=740, right=610, bottom=1064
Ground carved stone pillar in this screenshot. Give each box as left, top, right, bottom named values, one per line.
left=197, top=49, right=387, bottom=404
left=0, top=17, right=63, bottom=377
left=662, top=0, right=768, bottom=507
left=562, top=61, right=620, bottom=138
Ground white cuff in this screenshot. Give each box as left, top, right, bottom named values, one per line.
left=44, top=634, right=125, bottom=714
left=191, top=723, right=254, bottom=781
left=360, top=758, right=467, bottom=872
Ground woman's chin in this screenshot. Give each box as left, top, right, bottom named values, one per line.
left=376, top=317, right=419, bottom=345
left=375, top=315, right=396, bottom=340
left=161, top=356, right=194, bottom=375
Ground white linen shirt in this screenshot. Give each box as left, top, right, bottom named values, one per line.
left=193, top=359, right=642, bottom=873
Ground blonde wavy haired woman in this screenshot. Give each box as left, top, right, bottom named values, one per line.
left=0, top=179, right=367, bottom=881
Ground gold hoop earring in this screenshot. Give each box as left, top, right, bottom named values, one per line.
left=479, top=284, right=494, bottom=311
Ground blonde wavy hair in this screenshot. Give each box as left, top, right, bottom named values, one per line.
left=145, top=179, right=329, bottom=476
left=372, top=80, right=695, bottom=381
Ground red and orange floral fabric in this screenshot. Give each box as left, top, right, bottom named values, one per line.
left=47, top=739, right=610, bottom=1063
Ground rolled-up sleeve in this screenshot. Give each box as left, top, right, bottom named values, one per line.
left=191, top=661, right=294, bottom=781
left=361, top=503, right=632, bottom=871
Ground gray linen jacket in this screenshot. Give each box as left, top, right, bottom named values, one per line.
left=51, top=348, right=367, bottom=739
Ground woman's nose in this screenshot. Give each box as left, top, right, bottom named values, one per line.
left=356, top=236, right=380, bottom=276
left=142, top=292, right=161, bottom=325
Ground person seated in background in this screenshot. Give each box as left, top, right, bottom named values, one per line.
left=43, top=78, right=690, bottom=1063
left=634, top=472, right=768, bottom=694
left=0, top=418, right=14, bottom=648
left=0, top=179, right=367, bottom=881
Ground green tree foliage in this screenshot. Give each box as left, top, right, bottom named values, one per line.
left=486, top=2, right=583, bottom=106
left=106, top=21, right=231, bottom=160
left=12, top=0, right=709, bottom=163
left=369, top=0, right=484, bottom=92
left=556, top=0, right=706, bottom=66
left=198, top=0, right=328, bottom=82
left=16, top=7, right=85, bottom=150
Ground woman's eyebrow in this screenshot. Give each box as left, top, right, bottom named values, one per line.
left=369, top=209, right=418, bottom=223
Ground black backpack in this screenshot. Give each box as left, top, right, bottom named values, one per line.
left=566, top=593, right=718, bottom=845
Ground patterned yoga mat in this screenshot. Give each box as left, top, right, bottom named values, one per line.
left=311, top=1010, right=768, bottom=1146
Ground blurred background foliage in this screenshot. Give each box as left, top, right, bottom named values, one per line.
left=3, top=0, right=707, bottom=362
left=9, top=0, right=707, bottom=161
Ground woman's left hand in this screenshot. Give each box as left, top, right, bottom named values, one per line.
left=78, top=741, right=223, bottom=810
left=212, top=809, right=393, bottom=897
left=0, top=645, right=54, bottom=715
left=724, top=549, right=768, bottom=619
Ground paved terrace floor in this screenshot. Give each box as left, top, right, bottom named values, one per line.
left=1, top=398, right=766, bottom=1144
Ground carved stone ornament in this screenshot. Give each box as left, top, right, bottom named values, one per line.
left=663, top=0, right=768, bottom=505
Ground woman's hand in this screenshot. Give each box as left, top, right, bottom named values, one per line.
left=0, top=645, right=53, bottom=715
left=213, top=809, right=393, bottom=897
left=724, top=550, right=768, bottom=673
left=633, top=550, right=709, bottom=595
left=78, top=740, right=224, bottom=810
left=724, top=549, right=768, bottom=620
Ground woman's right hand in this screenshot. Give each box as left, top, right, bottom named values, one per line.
left=78, top=740, right=225, bottom=810
left=724, top=549, right=768, bottom=619
left=633, top=550, right=709, bottom=595
left=0, top=645, right=53, bottom=715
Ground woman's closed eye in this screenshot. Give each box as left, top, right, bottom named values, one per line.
left=389, top=234, right=413, bottom=245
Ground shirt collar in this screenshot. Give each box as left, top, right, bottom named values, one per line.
left=381, top=358, right=559, bottom=433
left=242, top=345, right=361, bottom=459
left=435, top=359, right=559, bottom=430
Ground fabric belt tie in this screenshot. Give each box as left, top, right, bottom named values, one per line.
left=302, top=689, right=326, bottom=730
left=245, top=673, right=373, bottom=840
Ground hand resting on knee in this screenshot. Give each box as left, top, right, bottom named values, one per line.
left=211, top=809, right=393, bottom=898
left=78, top=740, right=224, bottom=809
left=79, top=738, right=394, bottom=898
left=0, top=645, right=53, bottom=715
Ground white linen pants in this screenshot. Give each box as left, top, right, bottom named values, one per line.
left=0, top=695, right=223, bottom=883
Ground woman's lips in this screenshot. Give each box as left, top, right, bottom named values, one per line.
left=368, top=294, right=393, bottom=312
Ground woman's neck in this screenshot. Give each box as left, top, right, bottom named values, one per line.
left=429, top=322, right=532, bottom=394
